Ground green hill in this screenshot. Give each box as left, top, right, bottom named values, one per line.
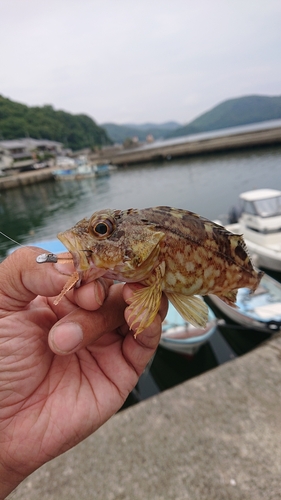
left=102, top=121, right=181, bottom=143
left=0, top=95, right=111, bottom=150
left=167, top=95, right=281, bottom=138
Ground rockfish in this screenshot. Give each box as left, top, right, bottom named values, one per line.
left=51, top=206, right=263, bottom=335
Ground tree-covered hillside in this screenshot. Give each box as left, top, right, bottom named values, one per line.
left=167, top=95, right=281, bottom=138
left=0, top=95, right=111, bottom=150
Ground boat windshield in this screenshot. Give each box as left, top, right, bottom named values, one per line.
left=254, top=196, right=281, bottom=217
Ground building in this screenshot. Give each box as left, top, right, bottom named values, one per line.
left=0, top=145, right=13, bottom=173
left=0, top=138, right=64, bottom=173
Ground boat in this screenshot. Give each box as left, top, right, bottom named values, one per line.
left=226, top=189, right=281, bottom=272
left=52, top=163, right=98, bottom=180
left=208, top=272, right=281, bottom=333
left=160, top=298, right=217, bottom=355
left=94, top=163, right=112, bottom=177
left=52, top=155, right=112, bottom=180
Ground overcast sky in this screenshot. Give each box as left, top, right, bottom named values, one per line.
left=1, top=0, right=280, bottom=125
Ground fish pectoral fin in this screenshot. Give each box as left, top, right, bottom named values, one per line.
left=127, top=283, right=162, bottom=337
left=216, top=289, right=238, bottom=307
left=165, top=292, right=209, bottom=328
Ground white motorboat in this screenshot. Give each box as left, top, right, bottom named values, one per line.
left=160, top=298, right=217, bottom=355
left=209, top=272, right=281, bottom=333
left=226, top=188, right=281, bottom=271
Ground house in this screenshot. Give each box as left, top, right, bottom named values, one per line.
left=0, top=145, right=13, bottom=173
left=0, top=138, right=64, bottom=173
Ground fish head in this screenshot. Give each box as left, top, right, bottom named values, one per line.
left=57, top=208, right=165, bottom=281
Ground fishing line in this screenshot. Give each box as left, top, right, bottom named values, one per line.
left=0, top=230, right=23, bottom=247
left=0, top=230, right=73, bottom=264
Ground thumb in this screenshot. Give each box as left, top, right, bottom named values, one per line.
left=0, top=247, right=74, bottom=311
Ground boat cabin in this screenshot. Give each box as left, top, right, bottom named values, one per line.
left=239, top=189, right=281, bottom=235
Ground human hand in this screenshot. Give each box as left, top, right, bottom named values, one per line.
left=0, top=247, right=167, bottom=498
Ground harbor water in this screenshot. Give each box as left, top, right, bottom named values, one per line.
left=0, top=145, right=280, bottom=402
left=1, top=145, right=281, bottom=258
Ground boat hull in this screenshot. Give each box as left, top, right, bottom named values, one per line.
left=208, top=273, right=281, bottom=333
left=160, top=299, right=217, bottom=355
left=226, top=223, right=281, bottom=272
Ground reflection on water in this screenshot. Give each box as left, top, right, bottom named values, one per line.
left=1, top=145, right=281, bottom=258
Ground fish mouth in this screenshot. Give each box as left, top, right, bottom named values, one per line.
left=57, top=230, right=91, bottom=271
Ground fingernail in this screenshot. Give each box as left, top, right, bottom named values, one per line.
left=51, top=323, right=83, bottom=353
left=95, top=279, right=107, bottom=306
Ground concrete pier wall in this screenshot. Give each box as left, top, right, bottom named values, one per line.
left=0, top=168, right=54, bottom=191
left=111, top=125, right=281, bottom=166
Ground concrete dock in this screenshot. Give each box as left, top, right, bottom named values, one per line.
left=8, top=334, right=281, bottom=500
left=0, top=168, right=54, bottom=191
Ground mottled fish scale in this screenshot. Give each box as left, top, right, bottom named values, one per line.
left=139, top=207, right=259, bottom=296
left=55, top=205, right=263, bottom=335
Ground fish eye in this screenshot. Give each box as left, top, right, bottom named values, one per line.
left=90, top=217, right=115, bottom=238
left=95, top=223, right=108, bottom=235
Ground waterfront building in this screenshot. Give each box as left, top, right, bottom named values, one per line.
left=0, top=138, right=64, bottom=173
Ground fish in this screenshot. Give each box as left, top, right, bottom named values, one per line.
left=54, top=206, right=263, bottom=336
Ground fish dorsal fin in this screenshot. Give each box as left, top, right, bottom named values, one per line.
left=165, top=292, right=209, bottom=328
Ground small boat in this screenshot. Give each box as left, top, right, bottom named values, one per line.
left=52, top=163, right=98, bottom=180
left=160, top=298, right=217, bottom=355
left=52, top=152, right=113, bottom=180
left=226, top=189, right=281, bottom=272
left=94, top=163, right=112, bottom=177
left=208, top=272, right=281, bottom=333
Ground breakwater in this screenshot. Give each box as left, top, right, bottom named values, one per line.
left=111, top=121, right=281, bottom=166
